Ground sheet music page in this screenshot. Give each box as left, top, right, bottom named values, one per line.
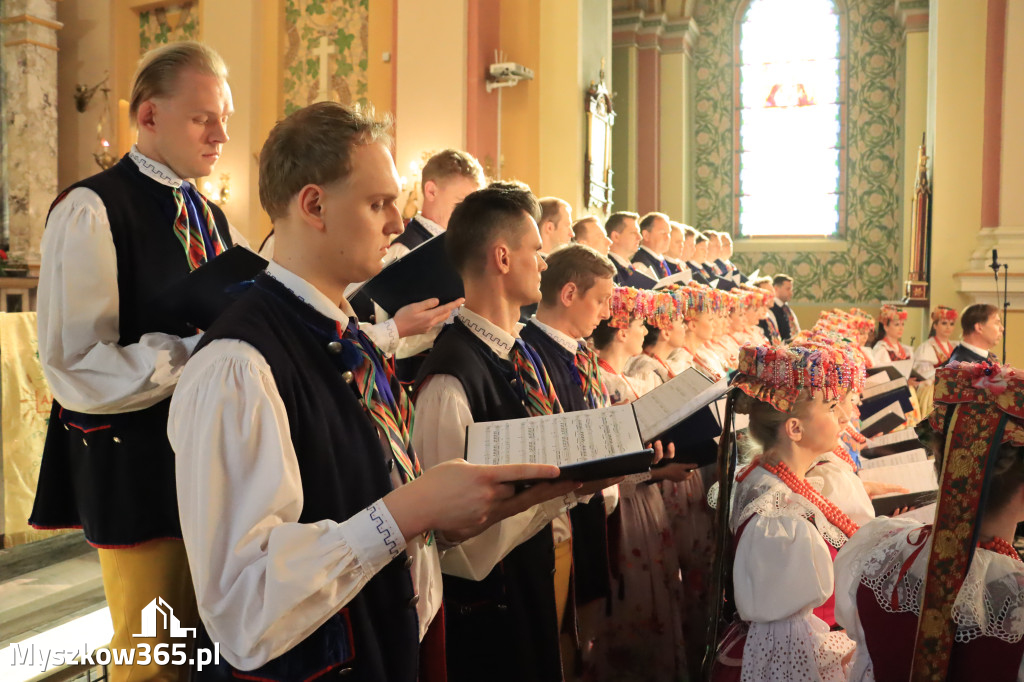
left=862, top=377, right=909, bottom=400
left=864, top=372, right=891, bottom=388
left=632, top=368, right=730, bottom=443
left=857, top=448, right=928, bottom=470
left=891, top=359, right=913, bottom=379
left=900, top=503, right=937, bottom=524
left=465, top=405, right=644, bottom=467
left=866, top=427, right=920, bottom=448
left=858, top=460, right=938, bottom=494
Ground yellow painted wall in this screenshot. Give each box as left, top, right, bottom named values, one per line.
left=928, top=0, right=986, bottom=312
left=394, top=0, right=467, bottom=182
left=367, top=0, right=395, bottom=116
left=611, top=44, right=638, bottom=211
left=1000, top=0, right=1024, bottom=228
left=901, top=31, right=930, bottom=345
left=660, top=50, right=686, bottom=220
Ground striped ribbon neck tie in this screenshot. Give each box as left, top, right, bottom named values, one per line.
left=173, top=181, right=225, bottom=271
left=784, top=303, right=799, bottom=334
left=510, top=339, right=563, bottom=417
left=764, top=315, right=781, bottom=344
left=659, top=259, right=671, bottom=277
left=574, top=342, right=608, bottom=409
left=339, top=320, right=423, bottom=484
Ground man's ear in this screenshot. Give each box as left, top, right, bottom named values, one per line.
left=423, top=179, right=439, bottom=203
left=559, top=282, right=577, bottom=307
left=492, top=242, right=512, bottom=274
left=136, top=101, right=157, bottom=134
left=295, top=185, right=327, bottom=231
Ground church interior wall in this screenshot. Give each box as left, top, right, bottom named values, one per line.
left=692, top=0, right=906, bottom=310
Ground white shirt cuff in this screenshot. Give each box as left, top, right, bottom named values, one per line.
left=347, top=500, right=407, bottom=580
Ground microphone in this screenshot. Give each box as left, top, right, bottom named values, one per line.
left=991, top=248, right=1000, bottom=274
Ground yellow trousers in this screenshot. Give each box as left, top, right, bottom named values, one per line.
left=96, top=538, right=198, bottom=682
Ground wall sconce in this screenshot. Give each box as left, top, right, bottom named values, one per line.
left=74, top=74, right=110, bottom=113
left=203, top=173, right=231, bottom=205
left=93, top=139, right=117, bottom=171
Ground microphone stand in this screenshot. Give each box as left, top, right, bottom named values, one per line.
left=991, top=253, right=1010, bottom=363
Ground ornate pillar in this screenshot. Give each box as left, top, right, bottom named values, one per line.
left=1, top=0, right=62, bottom=269
left=659, top=16, right=698, bottom=222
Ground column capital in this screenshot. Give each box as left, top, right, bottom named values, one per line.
left=612, top=8, right=698, bottom=54
left=895, top=0, right=929, bottom=33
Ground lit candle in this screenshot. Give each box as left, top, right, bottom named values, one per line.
left=117, top=99, right=131, bottom=156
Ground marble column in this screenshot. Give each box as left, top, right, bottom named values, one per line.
left=1, top=0, right=61, bottom=269
left=659, top=17, right=698, bottom=223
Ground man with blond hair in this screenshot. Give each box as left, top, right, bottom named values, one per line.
left=30, top=42, right=241, bottom=681
left=384, top=148, right=485, bottom=263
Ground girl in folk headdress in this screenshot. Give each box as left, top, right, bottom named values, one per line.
left=912, top=305, right=957, bottom=416
left=709, top=344, right=858, bottom=682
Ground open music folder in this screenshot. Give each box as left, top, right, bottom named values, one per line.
left=349, top=233, right=465, bottom=316
left=153, top=245, right=268, bottom=330
left=463, top=368, right=731, bottom=481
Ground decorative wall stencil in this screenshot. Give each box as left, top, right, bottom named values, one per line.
left=692, top=0, right=904, bottom=304
left=139, top=2, right=199, bottom=54
left=282, top=0, right=369, bottom=116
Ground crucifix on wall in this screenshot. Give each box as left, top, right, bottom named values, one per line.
left=314, top=35, right=336, bottom=102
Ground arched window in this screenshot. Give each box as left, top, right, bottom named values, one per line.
left=737, top=0, right=844, bottom=237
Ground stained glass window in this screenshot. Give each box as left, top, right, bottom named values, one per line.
left=738, top=0, right=843, bottom=237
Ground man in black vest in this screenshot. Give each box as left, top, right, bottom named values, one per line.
left=168, top=103, right=570, bottom=681
left=519, top=244, right=621, bottom=666
left=770, top=273, right=800, bottom=342
left=29, top=42, right=240, bottom=682
left=414, top=184, right=617, bottom=681
left=605, top=211, right=643, bottom=284
left=632, top=212, right=674, bottom=279
left=384, top=148, right=484, bottom=263
left=949, top=303, right=1003, bottom=363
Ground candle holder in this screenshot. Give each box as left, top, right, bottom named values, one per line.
left=94, top=139, right=117, bottom=170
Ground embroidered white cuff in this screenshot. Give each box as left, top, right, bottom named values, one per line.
left=347, top=500, right=407, bottom=580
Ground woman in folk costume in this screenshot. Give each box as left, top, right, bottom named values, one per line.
left=672, top=282, right=730, bottom=381
left=835, top=361, right=1024, bottom=681
left=708, top=344, right=857, bottom=682
left=587, top=285, right=690, bottom=682
left=789, top=331, right=877, bottom=530
left=710, top=290, right=744, bottom=370
left=912, top=305, right=958, bottom=417
left=871, top=304, right=914, bottom=366
left=625, top=288, right=688, bottom=385
left=717, top=289, right=759, bottom=365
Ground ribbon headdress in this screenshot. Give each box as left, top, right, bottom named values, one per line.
left=910, top=361, right=1024, bottom=681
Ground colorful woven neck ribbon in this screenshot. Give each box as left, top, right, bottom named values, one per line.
left=173, top=181, right=225, bottom=271
left=574, top=341, right=608, bottom=409
left=511, top=339, right=563, bottom=416
left=339, top=320, right=423, bottom=484
left=763, top=314, right=781, bottom=344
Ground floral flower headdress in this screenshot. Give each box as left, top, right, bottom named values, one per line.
left=879, top=304, right=908, bottom=325
left=913, top=360, right=1024, bottom=680
left=649, top=288, right=686, bottom=330
left=732, top=343, right=866, bottom=413
left=609, top=286, right=665, bottom=329
left=789, top=330, right=866, bottom=394
left=847, top=308, right=876, bottom=333
left=930, top=305, right=958, bottom=324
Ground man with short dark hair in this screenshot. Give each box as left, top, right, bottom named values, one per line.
left=770, top=273, right=799, bottom=341
left=950, top=303, right=1003, bottom=363
left=572, top=215, right=612, bottom=255
left=168, top=103, right=567, bottom=680
left=682, top=227, right=712, bottom=284
left=414, top=183, right=614, bottom=682
left=605, top=211, right=643, bottom=282
left=537, top=196, right=573, bottom=257
left=632, top=212, right=674, bottom=278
